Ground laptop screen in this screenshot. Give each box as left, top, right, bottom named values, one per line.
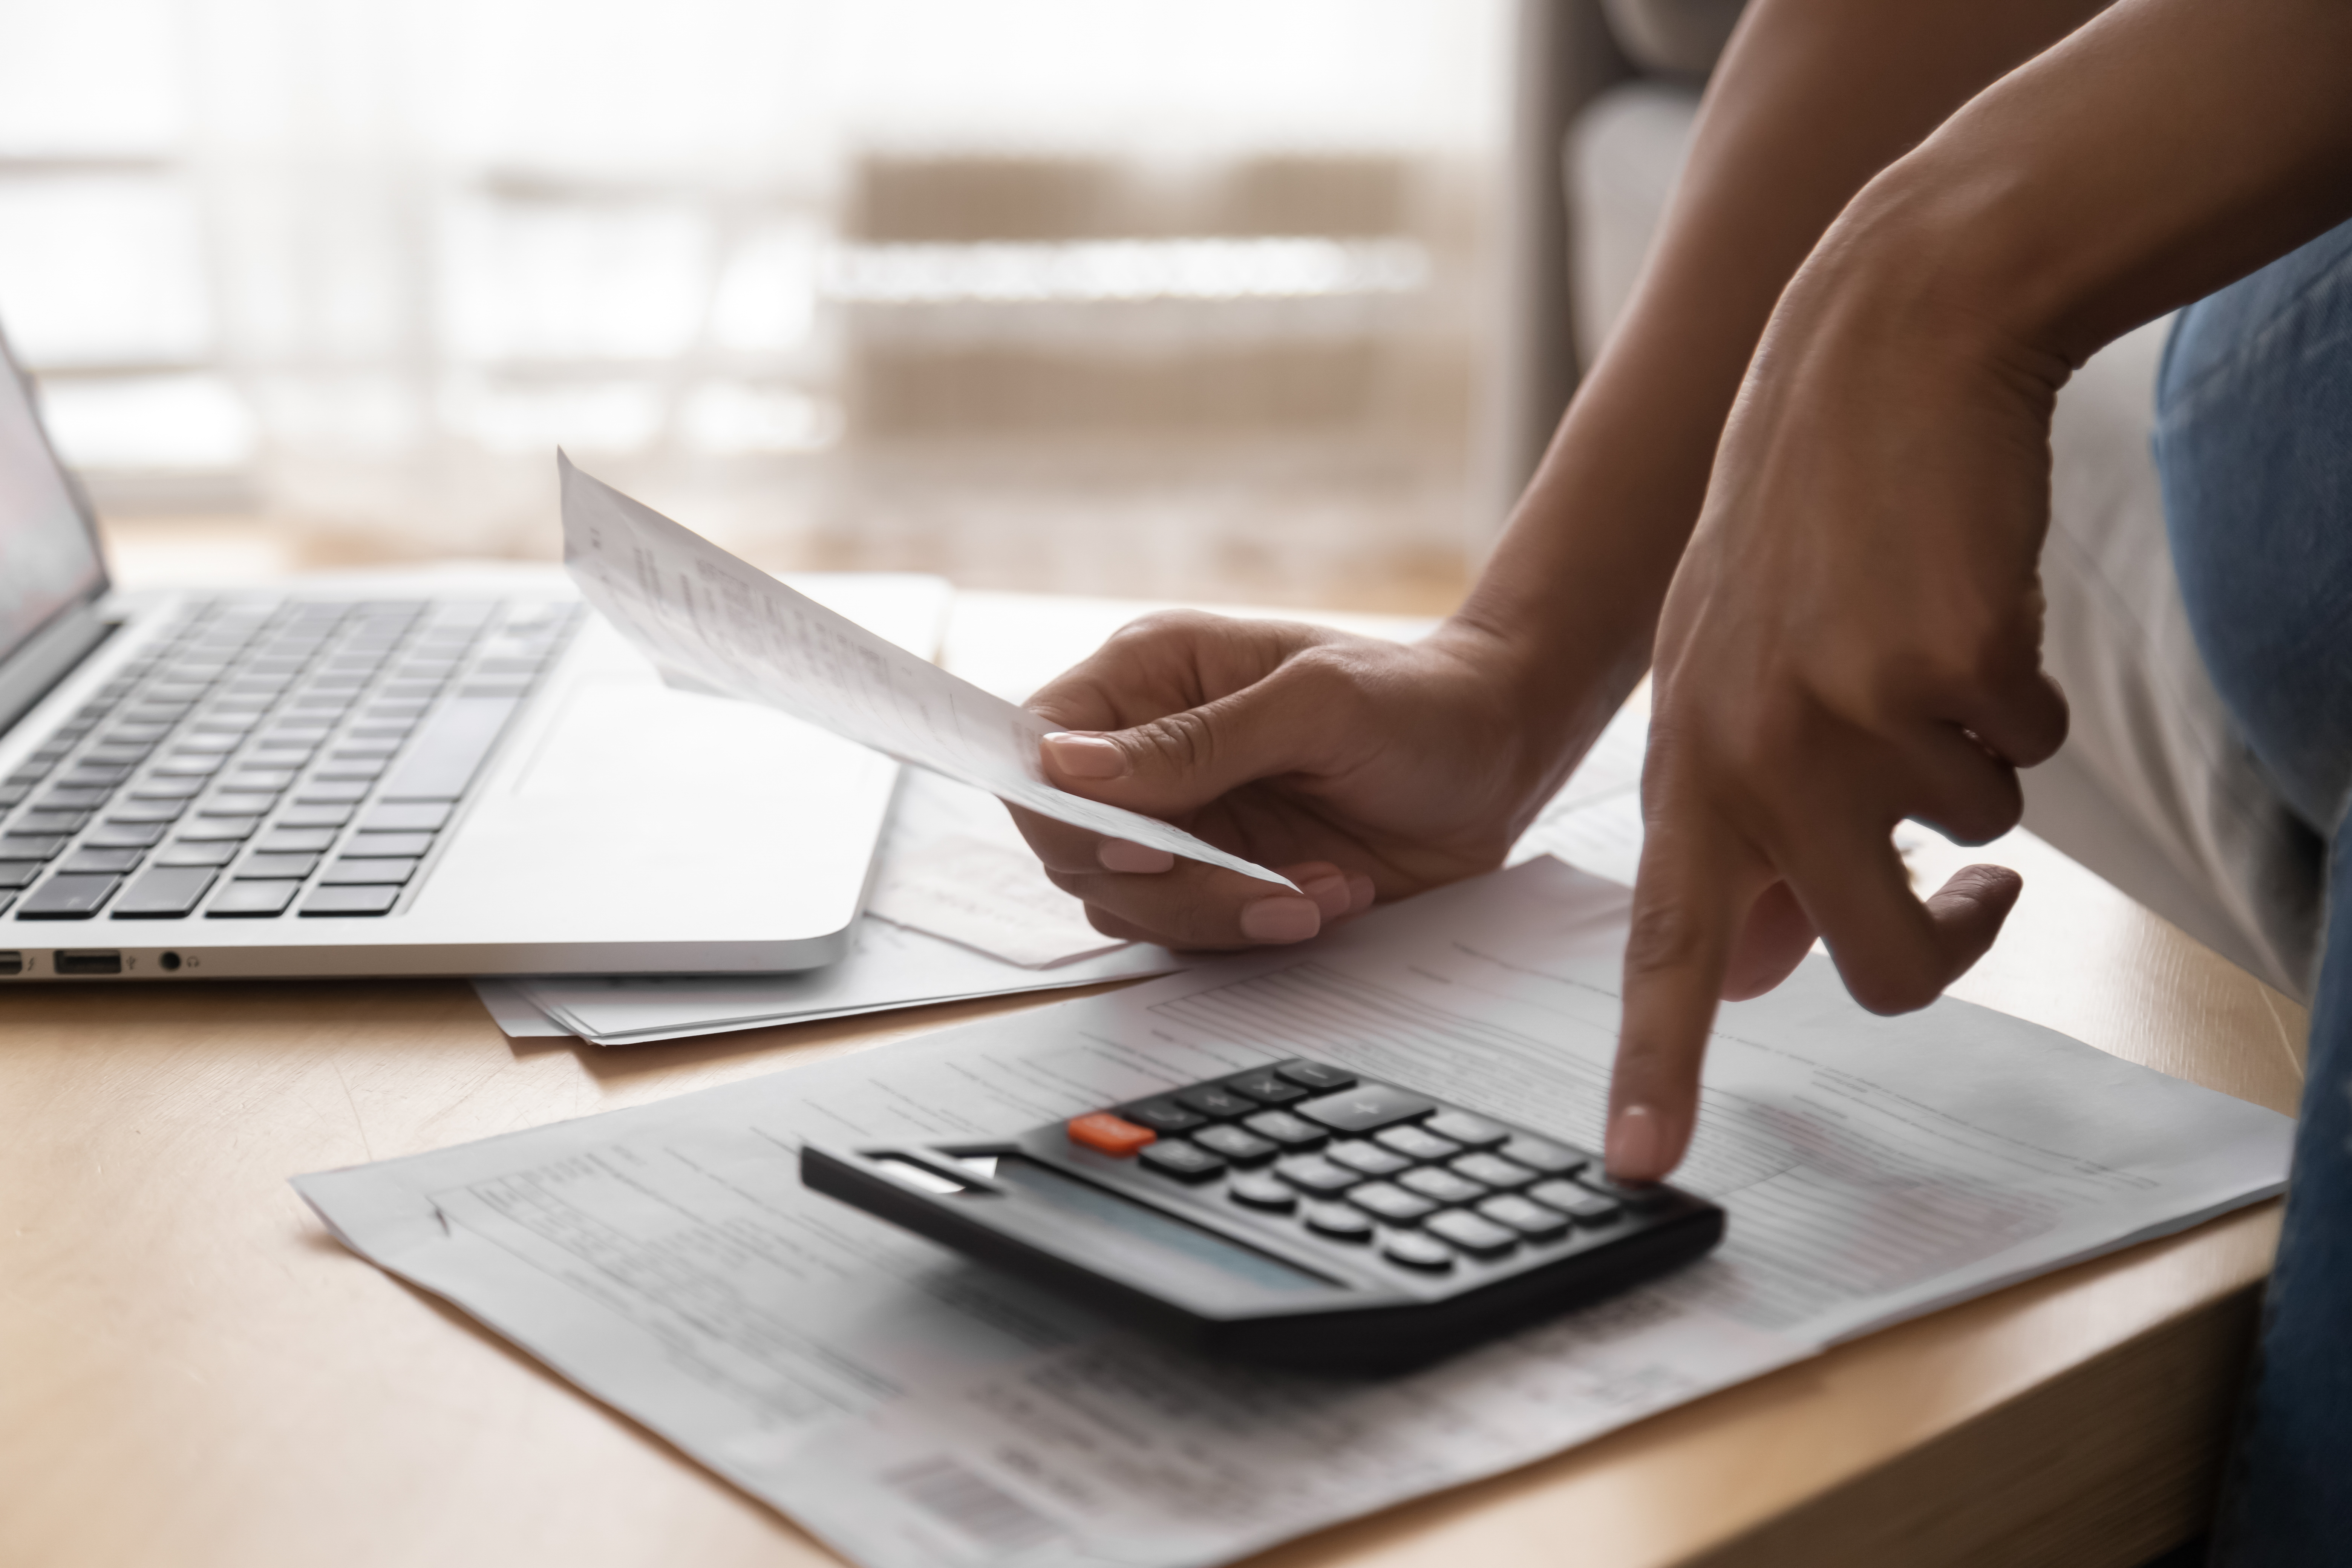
left=0, top=340, right=106, bottom=667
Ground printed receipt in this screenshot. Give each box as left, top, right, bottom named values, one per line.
left=559, top=453, right=1294, bottom=888
left=297, top=857, right=2290, bottom=1568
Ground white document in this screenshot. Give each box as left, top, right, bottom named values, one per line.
left=559, top=453, right=1291, bottom=889
left=300, top=858, right=2289, bottom=1568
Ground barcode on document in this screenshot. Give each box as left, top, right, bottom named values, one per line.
left=882, top=1456, right=1059, bottom=1553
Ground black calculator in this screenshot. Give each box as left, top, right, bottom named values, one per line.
left=800, top=1058, right=1723, bottom=1373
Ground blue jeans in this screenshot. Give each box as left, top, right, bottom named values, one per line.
left=2157, top=213, right=2352, bottom=1563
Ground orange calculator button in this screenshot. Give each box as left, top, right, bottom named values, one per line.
left=1067, top=1113, right=1157, bottom=1157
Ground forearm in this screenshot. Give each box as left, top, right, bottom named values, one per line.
left=1444, top=0, right=2108, bottom=777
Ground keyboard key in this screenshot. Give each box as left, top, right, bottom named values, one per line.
left=357, top=802, right=445, bottom=832
left=376, top=694, right=523, bottom=801
left=157, top=841, right=240, bottom=868
left=1527, top=1179, right=1622, bottom=1226
left=1497, top=1136, right=1586, bottom=1176
left=239, top=852, right=322, bottom=879
left=1424, top=1209, right=1519, bottom=1259
left=1192, top=1124, right=1279, bottom=1164
left=344, top=830, right=429, bottom=857
left=152, top=755, right=224, bottom=777
left=1274, top=1060, right=1357, bottom=1092
left=207, top=880, right=299, bottom=917
left=1423, top=1110, right=1511, bottom=1150
left=1450, top=1153, right=1539, bottom=1190
left=1302, top=1202, right=1374, bottom=1242
left=1295, top=1083, right=1438, bottom=1134
left=256, top=828, right=339, bottom=854
left=0, top=783, right=29, bottom=808
left=177, top=817, right=260, bottom=842
left=82, top=743, right=156, bottom=766
left=110, top=865, right=219, bottom=919
left=1476, top=1194, right=1571, bottom=1242
left=14, top=810, right=90, bottom=835
left=60, top=847, right=144, bottom=874
left=1138, top=1140, right=1225, bottom=1182
left=1227, top=1172, right=1296, bottom=1212
left=1382, top=1231, right=1456, bottom=1271
left=300, top=884, right=401, bottom=916
left=0, top=833, right=67, bottom=861
left=129, top=777, right=205, bottom=799
left=105, top=799, right=187, bottom=824
left=62, top=763, right=133, bottom=786
left=1066, top=1112, right=1155, bottom=1157
left=1399, top=1167, right=1488, bottom=1206
left=1173, top=1083, right=1259, bottom=1120
left=294, top=779, right=370, bottom=803
left=314, top=758, right=386, bottom=781
left=226, top=769, right=296, bottom=791
left=280, top=804, right=356, bottom=828
left=35, top=787, right=110, bottom=812
left=1239, top=1109, right=1327, bottom=1150
left=1372, top=1124, right=1463, bottom=1163
left=0, top=862, right=38, bottom=890
left=17, top=873, right=121, bottom=919
left=1222, top=1068, right=1309, bottom=1105
left=1118, top=1096, right=1206, bottom=1133
left=204, top=793, right=282, bottom=819
left=1271, top=1153, right=1359, bottom=1196
left=1346, top=1181, right=1438, bottom=1224
left=82, top=821, right=167, bottom=850
left=1325, top=1139, right=1413, bottom=1178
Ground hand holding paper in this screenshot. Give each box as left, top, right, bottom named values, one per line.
left=558, top=453, right=1294, bottom=888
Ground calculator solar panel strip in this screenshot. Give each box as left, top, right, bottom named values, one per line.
left=802, top=1058, right=1724, bottom=1374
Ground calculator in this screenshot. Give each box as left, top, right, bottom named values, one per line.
left=800, top=1057, right=1724, bottom=1373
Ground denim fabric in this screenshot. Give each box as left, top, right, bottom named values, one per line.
left=2155, top=214, right=2352, bottom=1565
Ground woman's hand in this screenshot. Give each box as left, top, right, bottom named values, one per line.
left=1011, top=612, right=1582, bottom=949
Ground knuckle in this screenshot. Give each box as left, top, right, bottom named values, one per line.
left=1131, top=707, right=1220, bottom=774
left=1624, top=898, right=1705, bottom=978
left=1846, top=956, right=1942, bottom=1016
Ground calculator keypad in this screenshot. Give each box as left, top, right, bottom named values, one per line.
left=1065, top=1059, right=1635, bottom=1275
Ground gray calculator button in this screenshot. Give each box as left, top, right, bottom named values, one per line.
left=1121, top=1096, right=1207, bottom=1133
left=1303, top=1202, right=1374, bottom=1242
left=1174, top=1083, right=1259, bottom=1120
left=1274, top=1060, right=1356, bottom=1092
left=1273, top=1153, right=1360, bottom=1196
left=1422, top=1110, right=1510, bottom=1149
left=1424, top=1209, right=1519, bottom=1259
left=1347, top=1181, right=1437, bottom=1225
left=1295, top=1082, right=1438, bottom=1134
left=1193, top=1124, right=1279, bottom=1165
left=1476, top=1194, right=1571, bottom=1242
left=1450, top=1153, right=1538, bottom=1190
left=1374, top=1124, right=1462, bottom=1163
left=1228, top=1172, right=1297, bottom=1212
left=1382, top=1231, right=1456, bottom=1271
left=1326, top=1139, right=1412, bottom=1178
left=1223, top=1068, right=1309, bottom=1105
left=1139, top=1141, right=1227, bottom=1182
left=1498, top=1136, right=1587, bottom=1176
left=1241, top=1109, right=1327, bottom=1150
left=1400, top=1167, right=1488, bottom=1206
left=1528, top=1178, right=1623, bottom=1225
left=1576, top=1173, right=1677, bottom=1211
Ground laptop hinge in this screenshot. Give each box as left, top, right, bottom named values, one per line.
left=0, top=599, right=118, bottom=739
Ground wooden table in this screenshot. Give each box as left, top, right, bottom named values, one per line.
left=0, top=592, right=2304, bottom=1568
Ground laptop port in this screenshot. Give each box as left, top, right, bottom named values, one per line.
left=54, top=950, right=122, bottom=975
left=0, top=951, right=20, bottom=976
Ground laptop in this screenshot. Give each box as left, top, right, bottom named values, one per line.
left=0, top=328, right=940, bottom=983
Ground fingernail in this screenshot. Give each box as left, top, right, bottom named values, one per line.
left=1302, top=872, right=1351, bottom=919
left=1044, top=732, right=1126, bottom=779
left=1606, top=1104, right=1665, bottom=1180
left=1099, top=839, right=1176, bottom=874
left=1239, top=897, right=1321, bottom=943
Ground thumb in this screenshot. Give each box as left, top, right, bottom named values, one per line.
left=1040, top=661, right=1352, bottom=817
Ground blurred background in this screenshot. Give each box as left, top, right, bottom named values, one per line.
left=0, top=0, right=1519, bottom=612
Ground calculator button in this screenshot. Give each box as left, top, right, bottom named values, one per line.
left=1450, top=1153, right=1538, bottom=1190
left=1274, top=1060, right=1357, bottom=1092
left=1374, top=1124, right=1463, bottom=1163
left=1477, top=1194, right=1571, bottom=1242
left=1326, top=1139, right=1413, bottom=1178
left=1424, top=1209, right=1519, bottom=1259
left=1174, top=1083, right=1260, bottom=1120
left=1228, top=1172, right=1297, bottom=1212
left=1498, top=1135, right=1588, bottom=1176
left=1576, top=1173, right=1676, bottom=1211
left=1139, top=1141, right=1227, bottom=1182
left=1422, top=1110, right=1511, bottom=1149
left=1240, top=1109, right=1327, bottom=1150
left=1295, top=1083, right=1438, bottom=1134
left=1346, top=1182, right=1438, bottom=1225
left=1119, top=1096, right=1207, bottom=1134
left=1528, top=1179, right=1623, bottom=1225
left=1303, top=1203, right=1374, bottom=1242
left=1067, top=1113, right=1157, bottom=1157
left=1400, top=1167, right=1488, bottom=1206
left=1193, top=1124, right=1279, bottom=1165
left=1273, top=1153, right=1360, bottom=1196
left=1381, top=1232, right=1456, bottom=1271
left=1223, top=1069, right=1309, bottom=1105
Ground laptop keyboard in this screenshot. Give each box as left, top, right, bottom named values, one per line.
left=0, top=596, right=582, bottom=922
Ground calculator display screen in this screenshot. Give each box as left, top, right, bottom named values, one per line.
left=994, top=1158, right=1330, bottom=1293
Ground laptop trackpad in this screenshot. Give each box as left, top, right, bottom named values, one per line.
left=515, top=675, right=876, bottom=805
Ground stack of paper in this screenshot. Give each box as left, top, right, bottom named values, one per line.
left=301, top=856, right=2290, bottom=1568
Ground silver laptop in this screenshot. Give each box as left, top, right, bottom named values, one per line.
left=0, top=329, right=932, bottom=982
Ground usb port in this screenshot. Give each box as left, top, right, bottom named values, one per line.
left=54, top=950, right=122, bottom=976
left=0, top=951, right=20, bottom=976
